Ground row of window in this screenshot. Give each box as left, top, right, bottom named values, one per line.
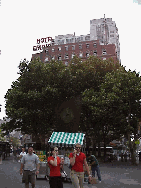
left=45, top=43, right=98, bottom=53
left=45, top=50, right=107, bottom=62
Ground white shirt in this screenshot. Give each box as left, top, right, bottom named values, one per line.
left=21, top=153, right=40, bottom=171
left=20, top=152, right=26, bottom=157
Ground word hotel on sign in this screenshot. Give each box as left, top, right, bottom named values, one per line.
left=33, top=37, right=53, bottom=51
left=36, top=37, right=52, bottom=44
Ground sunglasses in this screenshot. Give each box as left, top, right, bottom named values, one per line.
left=54, top=150, right=58, bottom=152
left=75, top=147, right=81, bottom=149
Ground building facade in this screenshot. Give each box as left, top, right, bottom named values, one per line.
left=90, top=15, right=120, bottom=61
left=32, top=39, right=117, bottom=65
left=32, top=15, right=120, bottom=65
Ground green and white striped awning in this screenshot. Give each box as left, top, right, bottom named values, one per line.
left=48, top=132, right=85, bottom=147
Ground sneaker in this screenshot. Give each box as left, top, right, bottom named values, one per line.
left=99, top=181, right=101, bottom=183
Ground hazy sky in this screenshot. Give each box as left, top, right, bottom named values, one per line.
left=0, top=0, right=141, bottom=119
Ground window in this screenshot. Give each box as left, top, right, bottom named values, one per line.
left=65, top=54, right=69, bottom=59
left=86, top=53, right=89, bottom=57
left=45, top=49, right=48, bottom=54
left=72, top=53, right=75, bottom=58
left=58, top=47, right=61, bottom=51
left=58, top=55, right=61, bottom=60
left=65, top=46, right=68, bottom=51
left=110, top=31, right=114, bottom=33
left=52, top=56, right=55, bottom=60
left=79, top=44, right=82, bottom=49
left=102, top=49, right=107, bottom=55
left=79, top=52, right=83, bottom=58
left=72, top=45, right=75, bottom=50
left=110, top=34, right=114, bottom=37
left=86, top=44, right=89, bottom=48
left=93, top=51, right=97, bottom=56
left=93, top=43, right=97, bottom=48
left=52, top=48, right=55, bottom=52
left=85, top=36, right=90, bottom=40
left=45, top=57, right=48, bottom=62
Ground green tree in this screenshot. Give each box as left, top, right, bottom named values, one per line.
left=9, top=136, right=21, bottom=148
left=0, top=129, right=7, bottom=142
left=1, top=56, right=120, bottom=136
left=83, top=67, right=141, bottom=164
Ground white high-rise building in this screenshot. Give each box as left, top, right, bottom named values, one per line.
left=52, top=15, right=120, bottom=62
left=90, top=14, right=120, bottom=61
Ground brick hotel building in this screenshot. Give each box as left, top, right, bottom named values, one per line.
left=32, top=15, right=120, bottom=65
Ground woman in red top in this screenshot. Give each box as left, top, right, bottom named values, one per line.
left=69, top=143, right=91, bottom=188
left=48, top=147, right=63, bottom=188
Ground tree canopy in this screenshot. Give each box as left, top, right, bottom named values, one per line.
left=1, top=56, right=120, bottom=135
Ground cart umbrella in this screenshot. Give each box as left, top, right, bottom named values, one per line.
left=48, top=132, right=85, bottom=147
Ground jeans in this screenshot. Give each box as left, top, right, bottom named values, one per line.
left=91, top=165, right=101, bottom=181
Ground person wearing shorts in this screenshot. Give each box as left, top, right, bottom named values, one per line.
left=48, top=147, right=64, bottom=188
left=20, top=146, right=40, bottom=188
left=69, top=143, right=91, bottom=188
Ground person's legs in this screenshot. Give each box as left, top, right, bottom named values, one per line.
left=91, top=166, right=96, bottom=177
left=57, top=177, right=63, bottom=188
left=49, top=177, right=58, bottom=188
left=96, top=166, right=101, bottom=181
left=23, top=171, right=29, bottom=188
left=30, top=172, right=36, bottom=188
left=25, top=183, right=29, bottom=188
left=78, top=172, right=84, bottom=188
left=70, top=170, right=80, bottom=188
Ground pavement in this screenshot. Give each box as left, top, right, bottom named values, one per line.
left=1, top=154, right=141, bottom=187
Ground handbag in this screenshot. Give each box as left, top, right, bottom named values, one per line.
left=89, top=177, right=97, bottom=184
left=60, top=170, right=67, bottom=178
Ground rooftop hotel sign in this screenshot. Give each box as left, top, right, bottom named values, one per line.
left=33, top=37, right=52, bottom=51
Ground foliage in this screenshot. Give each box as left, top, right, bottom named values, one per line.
left=1, top=56, right=120, bottom=136
left=82, top=67, right=141, bottom=163
left=0, top=129, right=7, bottom=142
left=9, top=136, right=21, bottom=148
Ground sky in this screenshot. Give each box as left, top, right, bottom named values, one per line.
left=0, top=0, right=141, bottom=119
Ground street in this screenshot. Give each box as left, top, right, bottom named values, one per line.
left=1, top=154, right=141, bottom=188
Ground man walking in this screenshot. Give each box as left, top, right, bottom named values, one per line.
left=87, top=154, right=101, bottom=183
left=20, top=146, right=40, bottom=188
left=69, top=143, right=91, bottom=188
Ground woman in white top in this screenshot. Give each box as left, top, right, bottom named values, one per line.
left=19, top=148, right=26, bottom=162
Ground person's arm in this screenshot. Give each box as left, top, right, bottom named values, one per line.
left=84, top=158, right=91, bottom=178
left=91, top=160, right=95, bottom=165
left=20, top=163, right=24, bottom=175
left=70, top=150, right=77, bottom=166
left=49, top=157, right=57, bottom=166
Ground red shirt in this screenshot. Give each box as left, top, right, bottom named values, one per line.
left=69, top=152, right=86, bottom=172
left=48, top=156, right=61, bottom=176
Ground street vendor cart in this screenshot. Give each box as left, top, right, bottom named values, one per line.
left=34, top=150, right=48, bottom=179
left=48, top=132, right=86, bottom=182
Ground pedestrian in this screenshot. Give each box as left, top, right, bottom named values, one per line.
left=69, top=143, right=92, bottom=188
left=20, top=146, right=40, bottom=188
left=60, top=157, right=67, bottom=182
left=48, top=147, right=64, bottom=188
left=109, top=153, right=114, bottom=165
left=19, top=148, right=26, bottom=162
left=124, top=152, right=127, bottom=162
left=121, top=152, right=123, bottom=162
left=87, top=154, right=101, bottom=183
